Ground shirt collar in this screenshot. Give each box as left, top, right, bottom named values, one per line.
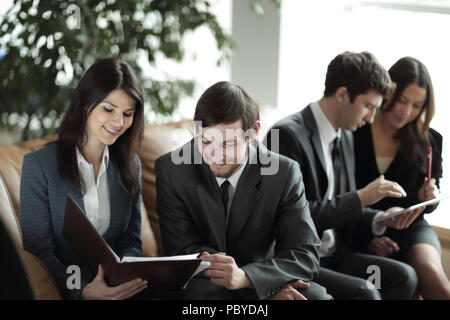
left=76, top=145, right=110, bottom=169
left=215, top=144, right=253, bottom=189
left=310, top=100, right=341, bottom=146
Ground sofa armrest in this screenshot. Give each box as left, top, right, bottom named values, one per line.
left=20, top=250, right=62, bottom=300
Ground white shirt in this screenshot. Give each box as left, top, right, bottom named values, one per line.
left=76, top=145, right=111, bottom=236
left=310, top=101, right=344, bottom=198
left=310, top=101, right=341, bottom=258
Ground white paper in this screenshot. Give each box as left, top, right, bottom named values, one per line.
left=121, top=253, right=201, bottom=263
left=107, top=244, right=121, bottom=262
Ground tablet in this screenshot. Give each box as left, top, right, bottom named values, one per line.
left=374, top=195, right=450, bottom=222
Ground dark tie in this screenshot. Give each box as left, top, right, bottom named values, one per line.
left=331, top=137, right=342, bottom=195
left=220, top=180, right=230, bottom=218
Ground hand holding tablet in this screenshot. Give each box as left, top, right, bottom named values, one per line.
left=375, top=206, right=425, bottom=230
left=374, top=195, right=450, bottom=223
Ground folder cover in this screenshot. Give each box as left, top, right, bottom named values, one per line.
left=62, top=194, right=206, bottom=290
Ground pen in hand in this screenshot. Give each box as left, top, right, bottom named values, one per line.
left=427, top=147, right=432, bottom=181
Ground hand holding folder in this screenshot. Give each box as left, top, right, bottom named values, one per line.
left=83, top=264, right=148, bottom=300
left=62, top=194, right=209, bottom=292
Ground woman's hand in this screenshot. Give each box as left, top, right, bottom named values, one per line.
left=375, top=206, right=424, bottom=230
left=81, top=265, right=148, bottom=300
left=418, top=178, right=439, bottom=202
left=368, top=236, right=399, bottom=257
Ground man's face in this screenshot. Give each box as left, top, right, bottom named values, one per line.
left=197, top=120, right=250, bottom=178
left=339, top=89, right=383, bottom=131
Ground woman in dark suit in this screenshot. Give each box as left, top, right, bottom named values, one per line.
left=354, top=57, right=450, bottom=299
left=20, top=58, right=148, bottom=299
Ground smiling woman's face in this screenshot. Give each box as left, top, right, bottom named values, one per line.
left=85, top=88, right=136, bottom=146
left=383, top=83, right=427, bottom=130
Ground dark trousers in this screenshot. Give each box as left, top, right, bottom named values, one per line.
left=180, top=278, right=332, bottom=300
left=317, top=251, right=418, bottom=300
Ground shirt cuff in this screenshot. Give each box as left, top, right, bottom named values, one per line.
left=372, top=211, right=387, bottom=236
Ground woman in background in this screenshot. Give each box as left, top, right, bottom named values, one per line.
left=20, top=58, right=147, bottom=299
left=353, top=57, right=450, bottom=299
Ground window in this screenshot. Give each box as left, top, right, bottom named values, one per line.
left=277, top=0, right=450, bottom=228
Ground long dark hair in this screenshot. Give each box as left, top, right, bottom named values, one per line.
left=57, top=58, right=144, bottom=202
left=382, top=57, right=435, bottom=172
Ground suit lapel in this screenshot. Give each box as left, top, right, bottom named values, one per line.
left=226, top=147, right=262, bottom=248
left=301, top=106, right=328, bottom=179
left=67, top=182, right=85, bottom=213
left=104, top=161, right=129, bottom=240
left=62, top=158, right=129, bottom=242
left=196, top=182, right=227, bottom=252
left=341, top=130, right=356, bottom=191
left=58, top=181, right=85, bottom=237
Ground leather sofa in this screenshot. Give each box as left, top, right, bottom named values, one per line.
left=0, top=120, right=194, bottom=299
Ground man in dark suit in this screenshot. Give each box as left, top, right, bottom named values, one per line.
left=155, top=81, right=331, bottom=300
left=265, top=52, right=421, bottom=299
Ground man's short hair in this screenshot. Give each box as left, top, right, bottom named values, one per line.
left=194, top=81, right=260, bottom=132
left=324, top=51, right=394, bottom=102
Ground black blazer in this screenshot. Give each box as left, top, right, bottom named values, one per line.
left=155, top=139, right=320, bottom=299
left=351, top=125, right=444, bottom=251
left=354, top=124, right=443, bottom=217
left=264, top=105, right=380, bottom=250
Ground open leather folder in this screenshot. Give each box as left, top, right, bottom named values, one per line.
left=63, top=194, right=209, bottom=290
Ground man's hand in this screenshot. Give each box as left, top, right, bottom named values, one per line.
left=81, top=265, right=148, bottom=300
left=375, top=206, right=424, bottom=230
left=266, top=280, right=309, bottom=300
left=368, top=236, right=399, bottom=257
left=357, top=175, right=406, bottom=207
left=201, top=252, right=252, bottom=290
left=418, top=177, right=439, bottom=202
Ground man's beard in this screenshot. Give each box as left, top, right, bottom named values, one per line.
left=207, top=143, right=249, bottom=179
left=212, top=162, right=244, bottom=179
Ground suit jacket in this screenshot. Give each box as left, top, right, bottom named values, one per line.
left=155, top=139, right=320, bottom=300
left=264, top=105, right=380, bottom=250
left=20, top=143, right=142, bottom=299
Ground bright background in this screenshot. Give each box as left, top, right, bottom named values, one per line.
left=1, top=0, right=449, bottom=228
